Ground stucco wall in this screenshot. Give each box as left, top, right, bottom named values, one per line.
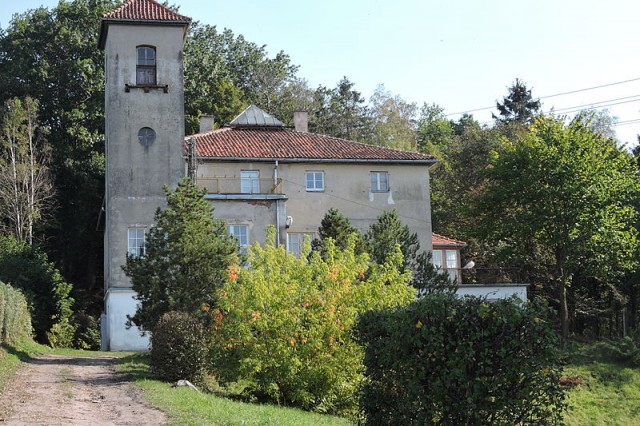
left=196, top=161, right=433, bottom=251
left=104, top=23, right=186, bottom=291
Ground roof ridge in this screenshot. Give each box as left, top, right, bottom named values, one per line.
left=102, top=0, right=191, bottom=22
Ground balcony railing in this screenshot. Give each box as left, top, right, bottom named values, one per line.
left=197, top=177, right=283, bottom=195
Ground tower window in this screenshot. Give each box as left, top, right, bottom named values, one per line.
left=138, top=127, right=156, bottom=146
left=136, top=46, right=156, bottom=85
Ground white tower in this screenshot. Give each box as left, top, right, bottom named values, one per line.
left=98, top=0, right=190, bottom=350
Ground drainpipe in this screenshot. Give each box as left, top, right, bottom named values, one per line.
left=274, top=160, right=280, bottom=247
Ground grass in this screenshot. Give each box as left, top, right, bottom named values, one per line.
left=5, top=338, right=640, bottom=425
left=117, top=354, right=354, bottom=426
left=563, top=342, right=640, bottom=425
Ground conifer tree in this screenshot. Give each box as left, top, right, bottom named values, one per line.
left=124, top=178, right=237, bottom=332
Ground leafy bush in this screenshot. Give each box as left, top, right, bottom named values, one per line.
left=212, top=228, right=414, bottom=416
left=0, top=281, right=32, bottom=344
left=150, top=311, right=208, bottom=385
left=0, top=236, right=75, bottom=346
left=356, top=294, right=566, bottom=425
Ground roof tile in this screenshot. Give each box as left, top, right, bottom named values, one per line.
left=432, top=233, right=467, bottom=247
left=103, top=0, right=191, bottom=22
left=187, top=127, right=436, bottom=163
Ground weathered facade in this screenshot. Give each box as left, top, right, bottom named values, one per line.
left=190, top=106, right=437, bottom=254
left=99, top=0, right=191, bottom=351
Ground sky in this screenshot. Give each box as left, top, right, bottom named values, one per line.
left=2, top=0, right=640, bottom=146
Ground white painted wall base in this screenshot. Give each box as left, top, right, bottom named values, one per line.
left=456, top=284, right=528, bottom=301
left=102, top=288, right=150, bottom=352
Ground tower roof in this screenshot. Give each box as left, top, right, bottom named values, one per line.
left=99, top=0, right=191, bottom=49
left=229, top=105, right=285, bottom=128
left=103, top=0, right=191, bottom=22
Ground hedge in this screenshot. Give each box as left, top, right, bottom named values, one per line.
left=0, top=281, right=32, bottom=344
left=356, top=294, right=566, bottom=425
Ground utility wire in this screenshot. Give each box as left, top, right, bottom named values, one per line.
left=445, top=77, right=640, bottom=117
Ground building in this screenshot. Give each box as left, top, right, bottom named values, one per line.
left=189, top=106, right=437, bottom=254
left=99, top=0, right=526, bottom=351
left=99, top=0, right=191, bottom=351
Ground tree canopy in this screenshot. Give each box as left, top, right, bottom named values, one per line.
left=123, top=178, right=237, bottom=332
left=470, top=115, right=640, bottom=344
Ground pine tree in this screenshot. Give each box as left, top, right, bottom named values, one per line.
left=123, top=178, right=237, bottom=332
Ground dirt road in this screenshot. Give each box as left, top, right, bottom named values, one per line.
left=0, top=354, right=167, bottom=425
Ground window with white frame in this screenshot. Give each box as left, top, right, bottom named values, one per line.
left=128, top=227, right=145, bottom=257
left=370, top=171, right=389, bottom=192
left=228, top=225, right=249, bottom=251
left=287, top=233, right=313, bottom=257
left=305, top=171, right=324, bottom=192
left=240, top=171, right=260, bottom=194
left=431, top=249, right=458, bottom=282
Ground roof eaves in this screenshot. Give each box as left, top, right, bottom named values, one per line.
left=192, top=156, right=438, bottom=165
left=98, top=17, right=191, bottom=49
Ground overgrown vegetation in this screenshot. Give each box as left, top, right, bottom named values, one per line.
left=212, top=228, right=413, bottom=416
left=0, top=236, right=76, bottom=347
left=356, top=294, right=566, bottom=425
left=0, top=282, right=31, bottom=344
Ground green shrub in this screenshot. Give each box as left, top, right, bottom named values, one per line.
left=212, top=229, right=414, bottom=417
left=356, top=294, right=566, bottom=425
left=0, top=236, right=75, bottom=346
left=0, top=281, right=32, bottom=344
left=150, top=311, right=208, bottom=385
left=595, top=336, right=640, bottom=366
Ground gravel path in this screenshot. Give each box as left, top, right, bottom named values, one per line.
left=0, top=354, right=167, bottom=425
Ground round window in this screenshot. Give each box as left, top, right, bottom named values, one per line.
left=138, top=127, right=156, bottom=146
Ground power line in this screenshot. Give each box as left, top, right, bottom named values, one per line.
left=445, top=77, right=640, bottom=117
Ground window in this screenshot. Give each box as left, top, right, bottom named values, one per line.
left=305, top=171, right=324, bottom=192
left=138, top=127, right=156, bottom=146
left=228, top=225, right=249, bottom=251
left=287, top=233, right=313, bottom=257
left=128, top=228, right=145, bottom=257
left=432, top=250, right=443, bottom=269
left=240, top=171, right=260, bottom=194
left=431, top=249, right=458, bottom=282
left=136, top=46, right=156, bottom=85
left=370, top=171, right=389, bottom=192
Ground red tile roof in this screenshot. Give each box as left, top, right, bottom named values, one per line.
left=432, top=233, right=467, bottom=247
left=187, top=127, right=436, bottom=163
left=102, top=0, right=191, bottom=22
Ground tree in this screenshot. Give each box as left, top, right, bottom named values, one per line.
left=416, top=103, right=455, bottom=156
left=0, top=97, right=54, bottom=244
left=368, top=85, right=418, bottom=151
left=493, top=78, right=541, bottom=125
left=365, top=209, right=419, bottom=272
left=0, top=0, right=115, bottom=298
left=310, top=77, right=370, bottom=141
left=123, top=178, right=237, bottom=332
left=311, top=208, right=363, bottom=253
left=470, top=115, right=640, bottom=345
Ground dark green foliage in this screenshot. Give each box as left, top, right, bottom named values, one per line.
left=493, top=78, right=541, bottom=125
left=124, top=178, right=237, bottom=332
left=310, top=77, right=370, bottom=141
left=71, top=310, right=101, bottom=350
left=595, top=336, right=640, bottom=367
left=412, top=251, right=457, bottom=294
left=356, top=294, right=566, bottom=425
left=312, top=208, right=364, bottom=254
left=0, top=281, right=32, bottom=344
left=365, top=209, right=419, bottom=271
left=0, top=236, right=74, bottom=346
left=150, top=311, right=208, bottom=385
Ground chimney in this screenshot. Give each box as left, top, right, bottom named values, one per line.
left=294, top=111, right=308, bottom=132
left=199, top=115, right=214, bottom=133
